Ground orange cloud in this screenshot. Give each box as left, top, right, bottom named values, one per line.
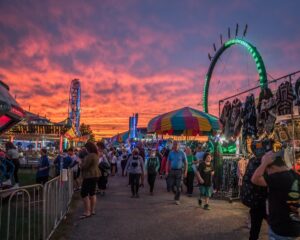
left=0, top=1, right=299, bottom=139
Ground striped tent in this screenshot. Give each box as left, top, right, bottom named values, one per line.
left=147, top=107, right=219, bottom=136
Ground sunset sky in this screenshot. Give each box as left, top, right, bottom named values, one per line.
left=0, top=0, right=300, bottom=139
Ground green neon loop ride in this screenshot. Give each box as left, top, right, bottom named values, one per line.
left=203, top=38, right=268, bottom=113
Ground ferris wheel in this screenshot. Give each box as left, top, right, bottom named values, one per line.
left=68, top=79, right=81, bottom=134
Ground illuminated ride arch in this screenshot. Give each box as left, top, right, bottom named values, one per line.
left=203, top=38, right=268, bottom=113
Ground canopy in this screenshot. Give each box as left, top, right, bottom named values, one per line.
left=147, top=106, right=219, bottom=136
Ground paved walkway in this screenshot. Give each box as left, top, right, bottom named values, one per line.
left=55, top=174, right=268, bottom=240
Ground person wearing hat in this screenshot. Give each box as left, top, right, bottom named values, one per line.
left=125, top=148, right=144, bottom=198
left=252, top=150, right=300, bottom=239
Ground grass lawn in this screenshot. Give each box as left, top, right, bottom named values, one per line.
left=19, top=168, right=37, bottom=186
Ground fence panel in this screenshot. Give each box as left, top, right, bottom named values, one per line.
left=43, top=169, right=74, bottom=240
left=0, top=184, right=43, bottom=240
left=0, top=168, right=74, bottom=240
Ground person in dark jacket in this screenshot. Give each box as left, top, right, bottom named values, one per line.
left=252, top=150, right=300, bottom=239
left=36, top=148, right=50, bottom=184
left=146, top=149, right=160, bottom=195
left=241, top=142, right=268, bottom=240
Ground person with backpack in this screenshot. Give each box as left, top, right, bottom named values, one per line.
left=252, top=150, right=300, bottom=240
left=240, top=141, right=268, bottom=240
left=146, top=149, right=160, bottom=195
left=125, top=148, right=144, bottom=198
left=98, top=149, right=110, bottom=196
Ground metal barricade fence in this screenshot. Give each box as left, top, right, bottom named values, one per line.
left=0, top=184, right=44, bottom=240
left=43, top=169, right=74, bottom=240
left=0, top=168, right=74, bottom=240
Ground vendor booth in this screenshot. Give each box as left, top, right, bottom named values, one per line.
left=0, top=81, right=25, bottom=134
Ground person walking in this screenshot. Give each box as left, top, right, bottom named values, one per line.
left=79, top=142, right=101, bottom=219
left=120, top=148, right=128, bottom=177
left=166, top=141, right=188, bottom=205
left=5, top=142, right=20, bottom=187
left=98, top=150, right=110, bottom=196
left=110, top=150, right=117, bottom=176
left=159, top=147, right=169, bottom=178
left=185, top=147, right=196, bottom=196
left=36, top=148, right=50, bottom=184
left=197, top=152, right=214, bottom=210
left=146, top=149, right=160, bottom=195
left=125, top=148, right=144, bottom=198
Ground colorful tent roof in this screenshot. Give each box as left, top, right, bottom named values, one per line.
left=147, top=106, right=219, bottom=136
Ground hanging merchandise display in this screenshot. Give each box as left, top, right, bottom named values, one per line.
left=220, top=101, right=232, bottom=139
left=295, top=77, right=300, bottom=114
left=257, top=88, right=276, bottom=136
left=257, top=97, right=276, bottom=135
left=237, top=156, right=248, bottom=187
left=273, top=116, right=300, bottom=167
left=229, top=98, right=243, bottom=138
left=276, top=81, right=294, bottom=115
left=242, top=94, right=257, bottom=141
left=220, top=98, right=243, bottom=140
left=221, top=156, right=239, bottom=199
left=257, top=87, right=273, bottom=112
left=245, top=136, right=253, bottom=155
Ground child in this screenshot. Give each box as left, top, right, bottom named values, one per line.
left=197, top=152, right=214, bottom=210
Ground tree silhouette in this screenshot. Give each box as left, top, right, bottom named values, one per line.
left=80, top=123, right=95, bottom=142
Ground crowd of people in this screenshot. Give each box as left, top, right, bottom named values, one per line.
left=0, top=139, right=299, bottom=239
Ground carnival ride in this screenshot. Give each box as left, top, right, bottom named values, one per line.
left=68, top=79, right=81, bottom=134
left=203, top=25, right=268, bottom=114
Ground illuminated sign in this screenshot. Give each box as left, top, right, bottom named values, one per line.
left=10, top=106, right=25, bottom=118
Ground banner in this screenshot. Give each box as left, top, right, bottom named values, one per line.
left=64, top=127, right=76, bottom=139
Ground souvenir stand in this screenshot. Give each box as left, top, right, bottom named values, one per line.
left=216, top=70, right=300, bottom=202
